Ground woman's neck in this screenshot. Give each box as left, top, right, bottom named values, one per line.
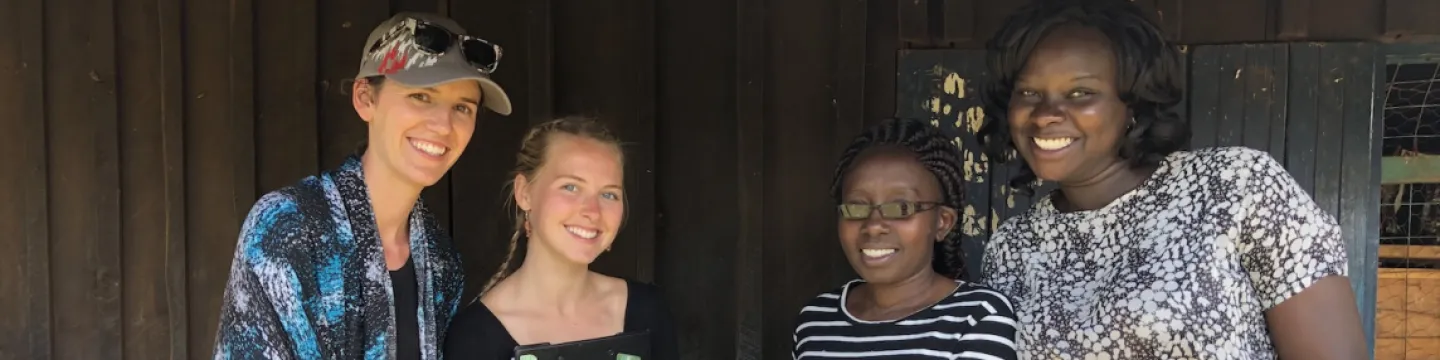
left=507, top=244, right=594, bottom=315
left=360, top=152, right=421, bottom=249
left=859, top=270, right=948, bottom=313
left=1056, top=159, right=1154, bottom=212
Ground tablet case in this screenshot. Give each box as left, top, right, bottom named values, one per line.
left=513, top=330, right=650, bottom=360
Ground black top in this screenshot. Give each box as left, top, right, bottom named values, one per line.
left=389, top=256, right=420, bottom=360
left=442, top=279, right=680, bottom=359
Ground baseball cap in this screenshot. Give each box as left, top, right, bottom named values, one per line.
left=356, top=12, right=513, bottom=116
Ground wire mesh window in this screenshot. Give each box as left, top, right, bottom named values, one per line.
left=1377, top=62, right=1440, bottom=360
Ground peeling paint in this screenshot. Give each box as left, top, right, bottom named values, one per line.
left=943, top=73, right=966, bottom=99
left=965, top=106, right=985, bottom=134
left=991, top=209, right=1000, bottom=232
left=930, top=97, right=942, bottom=113
left=962, top=205, right=981, bottom=236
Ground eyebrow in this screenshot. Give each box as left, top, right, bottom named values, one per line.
left=417, top=87, right=481, bottom=106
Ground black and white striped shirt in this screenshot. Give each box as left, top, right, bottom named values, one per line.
left=791, top=279, right=1018, bottom=360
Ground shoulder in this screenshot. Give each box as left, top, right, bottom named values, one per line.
left=443, top=301, right=514, bottom=357
left=946, top=282, right=1016, bottom=318
left=620, top=277, right=671, bottom=314
left=235, top=177, right=332, bottom=258
left=448, top=301, right=505, bottom=335
left=796, top=281, right=851, bottom=318
left=1167, top=146, right=1283, bottom=179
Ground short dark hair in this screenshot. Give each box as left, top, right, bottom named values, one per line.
left=978, top=0, right=1189, bottom=194
left=830, top=118, right=967, bottom=280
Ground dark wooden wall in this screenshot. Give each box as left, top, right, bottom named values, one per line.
left=0, top=0, right=1431, bottom=359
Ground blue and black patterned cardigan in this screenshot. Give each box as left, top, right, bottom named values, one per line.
left=213, top=155, right=465, bottom=359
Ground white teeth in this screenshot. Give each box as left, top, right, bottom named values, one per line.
left=861, top=249, right=896, bottom=258
left=566, top=226, right=598, bottom=239
left=1033, top=137, right=1075, bottom=151
left=410, top=139, right=447, bottom=156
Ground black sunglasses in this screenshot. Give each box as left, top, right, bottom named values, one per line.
left=838, top=201, right=943, bottom=220
left=372, top=19, right=503, bottom=73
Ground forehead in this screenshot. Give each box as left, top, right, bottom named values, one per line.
left=843, top=146, right=940, bottom=195
left=381, top=79, right=482, bottom=99
left=1021, top=25, right=1117, bottom=77
left=540, top=134, right=624, bottom=182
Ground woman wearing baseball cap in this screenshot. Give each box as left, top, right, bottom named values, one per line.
left=212, top=12, right=511, bottom=359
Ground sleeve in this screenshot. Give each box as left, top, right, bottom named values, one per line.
left=955, top=291, right=1019, bottom=360
left=441, top=304, right=512, bottom=360
left=212, top=194, right=307, bottom=360
left=980, top=221, right=1027, bottom=305
left=1233, top=149, right=1349, bottom=310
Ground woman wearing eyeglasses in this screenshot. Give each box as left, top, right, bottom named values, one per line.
left=212, top=12, right=510, bottom=360
left=790, top=118, right=1018, bottom=360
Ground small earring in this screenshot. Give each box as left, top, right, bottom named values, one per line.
left=605, top=246, right=612, bottom=252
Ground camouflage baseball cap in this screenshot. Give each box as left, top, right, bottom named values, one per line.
left=356, top=12, right=512, bottom=116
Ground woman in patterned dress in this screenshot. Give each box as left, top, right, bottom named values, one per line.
left=976, top=1, right=1367, bottom=358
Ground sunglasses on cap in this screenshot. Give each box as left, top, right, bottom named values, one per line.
left=838, top=201, right=943, bottom=220
left=370, top=18, right=503, bottom=73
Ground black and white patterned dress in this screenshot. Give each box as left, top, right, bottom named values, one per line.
left=981, top=146, right=1349, bottom=359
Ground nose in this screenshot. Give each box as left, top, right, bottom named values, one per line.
left=579, top=195, right=601, bottom=220
left=860, top=213, right=889, bottom=237
left=424, top=108, right=454, bottom=136
left=1031, top=98, right=1066, bottom=127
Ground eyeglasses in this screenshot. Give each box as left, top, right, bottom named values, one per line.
left=838, top=201, right=942, bottom=220
left=371, top=19, right=503, bottom=73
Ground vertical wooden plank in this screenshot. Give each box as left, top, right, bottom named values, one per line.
left=866, top=0, right=900, bottom=125
left=1154, top=0, right=1184, bottom=42
left=118, top=0, right=187, bottom=357
left=45, top=0, right=123, bottom=356
left=1216, top=46, right=1245, bottom=147
left=1265, top=46, right=1290, bottom=162
left=656, top=0, right=740, bottom=355
left=1189, top=46, right=1220, bottom=149
left=1276, top=0, right=1311, bottom=40
left=1178, top=0, right=1266, bottom=44
left=973, top=1, right=1030, bottom=50
left=0, top=0, right=50, bottom=357
left=940, top=0, right=975, bottom=45
left=735, top=0, right=766, bottom=357
left=1308, top=0, right=1380, bottom=41
left=831, top=0, right=868, bottom=285
left=1241, top=45, right=1278, bottom=155
left=256, top=0, right=319, bottom=194
left=1286, top=44, right=1319, bottom=195
left=448, top=0, right=540, bottom=300
left=1313, top=44, right=1345, bottom=218
left=897, top=0, right=928, bottom=46
left=765, top=0, right=842, bottom=356
left=185, top=0, right=258, bottom=354
left=317, top=0, right=387, bottom=170
left=1337, top=42, right=1379, bottom=355
left=552, top=0, right=658, bottom=282
left=1381, top=0, right=1440, bottom=42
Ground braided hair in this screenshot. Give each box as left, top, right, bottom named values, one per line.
left=830, top=118, right=968, bottom=280
left=978, top=0, right=1188, bottom=195
left=475, top=116, right=626, bottom=301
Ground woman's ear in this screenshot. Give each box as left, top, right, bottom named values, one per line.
left=937, top=206, right=959, bottom=241
left=513, top=173, right=532, bottom=211
left=352, top=79, right=377, bottom=123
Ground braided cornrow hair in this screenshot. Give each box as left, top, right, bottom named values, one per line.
left=474, top=116, right=626, bottom=301
left=830, top=118, right=968, bottom=280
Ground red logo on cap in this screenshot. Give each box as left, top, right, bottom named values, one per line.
left=378, top=45, right=409, bottom=75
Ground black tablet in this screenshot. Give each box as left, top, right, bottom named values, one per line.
left=513, top=330, right=650, bottom=360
